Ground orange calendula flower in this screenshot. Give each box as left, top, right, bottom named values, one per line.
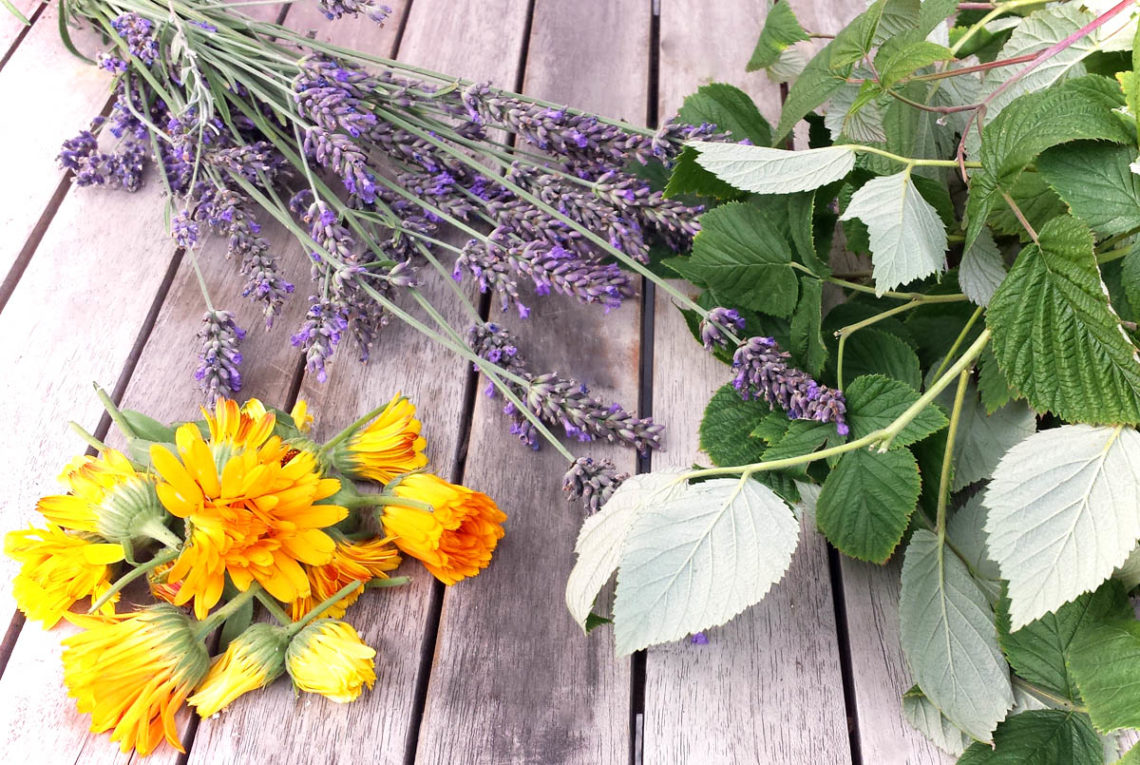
left=36, top=449, right=167, bottom=545
left=330, top=394, right=427, bottom=483
left=62, top=604, right=209, bottom=755
left=188, top=623, right=288, bottom=717
left=289, top=535, right=401, bottom=621
left=286, top=620, right=376, bottom=702
left=147, top=559, right=181, bottom=605
left=150, top=398, right=348, bottom=619
left=5, top=525, right=124, bottom=627
left=379, top=473, right=506, bottom=585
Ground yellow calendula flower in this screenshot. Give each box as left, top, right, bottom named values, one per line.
left=329, top=394, right=428, bottom=483
left=62, top=604, right=209, bottom=755
left=150, top=397, right=348, bottom=619
left=286, top=620, right=376, bottom=702
left=289, top=535, right=401, bottom=621
left=188, top=623, right=288, bottom=717
left=379, top=473, right=506, bottom=585
left=36, top=449, right=167, bottom=545
left=5, top=525, right=124, bottom=627
left=290, top=399, right=314, bottom=433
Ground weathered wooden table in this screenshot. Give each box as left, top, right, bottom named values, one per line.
left=0, top=1, right=955, bottom=762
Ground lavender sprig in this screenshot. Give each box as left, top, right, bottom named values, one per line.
left=732, top=336, right=848, bottom=436
left=195, top=310, right=245, bottom=401
left=292, top=299, right=349, bottom=383
left=562, top=457, right=629, bottom=515
left=470, top=323, right=663, bottom=453
left=316, top=0, right=392, bottom=23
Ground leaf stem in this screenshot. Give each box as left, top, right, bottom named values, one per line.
left=937, top=368, right=973, bottom=538
left=842, top=143, right=981, bottom=169
left=930, top=305, right=985, bottom=384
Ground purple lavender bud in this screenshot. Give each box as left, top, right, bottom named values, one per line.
left=195, top=310, right=245, bottom=402
left=171, top=210, right=200, bottom=249
left=731, top=336, right=848, bottom=436
left=111, top=13, right=159, bottom=66
left=561, top=456, right=629, bottom=514
left=699, top=307, right=745, bottom=349
left=292, top=299, right=349, bottom=383
left=97, top=53, right=128, bottom=74
left=316, top=0, right=392, bottom=23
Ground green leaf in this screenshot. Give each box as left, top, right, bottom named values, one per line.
left=877, top=40, right=953, bottom=89
left=584, top=612, right=612, bottom=633
left=775, top=43, right=850, bottom=142
left=979, top=345, right=1018, bottom=414
left=565, top=472, right=684, bottom=629
left=918, top=0, right=958, bottom=36
left=816, top=447, right=919, bottom=562
left=948, top=493, right=1002, bottom=594
left=612, top=478, right=800, bottom=654
left=975, top=4, right=1102, bottom=140
left=844, top=374, right=947, bottom=447
left=1124, top=244, right=1140, bottom=316
left=987, top=172, right=1068, bottom=243
left=1122, top=741, right=1140, bottom=765
left=1039, top=142, right=1140, bottom=238
left=960, top=226, right=1006, bottom=308
left=1114, top=545, right=1140, bottom=591
left=843, top=328, right=923, bottom=390
left=958, top=710, right=1103, bottom=765
left=699, top=384, right=771, bottom=467
left=987, top=215, right=1140, bottom=425
left=997, top=580, right=1133, bottom=703
left=1069, top=619, right=1140, bottom=732
left=691, top=143, right=856, bottom=195
left=686, top=202, right=799, bottom=317
left=936, top=381, right=1036, bottom=492
left=984, top=424, right=1140, bottom=630
left=121, top=410, right=178, bottom=443
left=824, top=79, right=887, bottom=144
left=677, top=83, right=772, bottom=146
left=899, top=529, right=1014, bottom=741
left=790, top=191, right=831, bottom=277
left=747, top=1, right=810, bottom=72
left=760, top=420, right=839, bottom=472
left=839, top=171, right=947, bottom=294
left=665, top=146, right=743, bottom=199
left=790, top=278, right=827, bottom=376
left=751, top=411, right=790, bottom=444
left=901, top=686, right=972, bottom=757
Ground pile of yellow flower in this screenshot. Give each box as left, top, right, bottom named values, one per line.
left=4, top=391, right=506, bottom=756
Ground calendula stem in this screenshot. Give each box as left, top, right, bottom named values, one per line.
left=318, top=399, right=403, bottom=456
left=359, top=494, right=437, bottom=514
left=286, top=579, right=366, bottom=635
left=87, top=547, right=180, bottom=615
left=69, top=422, right=110, bottom=454
left=194, top=584, right=261, bottom=640
left=94, top=383, right=138, bottom=441
left=255, top=591, right=293, bottom=626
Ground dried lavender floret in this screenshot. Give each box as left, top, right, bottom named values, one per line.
left=316, top=1, right=392, bottom=24
left=171, top=210, right=200, bottom=249
left=562, top=456, right=629, bottom=514
left=207, top=142, right=288, bottom=184
left=304, top=127, right=378, bottom=203
left=195, top=310, right=245, bottom=402
left=698, top=307, right=745, bottom=350
left=732, top=336, right=848, bottom=435
left=292, top=299, right=349, bottom=383
left=593, top=170, right=703, bottom=252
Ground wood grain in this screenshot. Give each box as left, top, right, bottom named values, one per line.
left=657, top=0, right=782, bottom=124
left=412, top=1, right=647, bottom=763
left=0, top=4, right=110, bottom=281
left=643, top=283, right=851, bottom=764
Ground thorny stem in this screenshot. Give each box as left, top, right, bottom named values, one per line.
left=835, top=299, right=927, bottom=390
left=1001, top=191, right=1039, bottom=244
left=930, top=306, right=985, bottom=384
left=841, top=143, right=982, bottom=169
left=937, top=368, right=972, bottom=538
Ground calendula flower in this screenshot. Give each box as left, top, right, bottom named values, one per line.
left=150, top=398, right=348, bottom=619
left=329, top=394, right=427, bottom=483
left=379, top=473, right=506, bottom=585
left=289, top=535, right=401, bottom=620
left=286, top=620, right=376, bottom=702
left=62, top=604, right=209, bottom=755
left=5, top=525, right=124, bottom=627
left=147, top=559, right=181, bottom=605
left=188, top=623, right=288, bottom=717
left=36, top=449, right=168, bottom=546
left=290, top=399, right=314, bottom=433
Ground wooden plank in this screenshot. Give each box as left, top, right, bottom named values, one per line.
left=657, top=0, right=782, bottom=124
left=183, top=4, right=478, bottom=763
left=645, top=2, right=851, bottom=761
left=644, top=284, right=851, bottom=764
left=0, top=4, right=110, bottom=282
left=0, top=1, right=43, bottom=64
left=411, top=1, right=647, bottom=762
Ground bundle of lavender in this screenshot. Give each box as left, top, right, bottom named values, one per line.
left=55, top=0, right=724, bottom=501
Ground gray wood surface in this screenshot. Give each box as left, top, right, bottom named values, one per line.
left=0, top=1, right=42, bottom=62
left=411, top=1, right=643, bottom=762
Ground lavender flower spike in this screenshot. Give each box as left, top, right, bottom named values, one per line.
left=562, top=457, right=629, bottom=515
left=195, top=310, right=246, bottom=403
left=732, top=336, right=848, bottom=436
left=699, top=307, right=745, bottom=350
